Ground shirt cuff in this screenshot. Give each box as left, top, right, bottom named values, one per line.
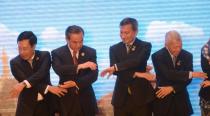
left=114, top=64, right=118, bottom=71
left=23, top=80, right=32, bottom=88
left=75, top=84, right=79, bottom=90
left=44, top=85, right=49, bottom=94
left=189, top=71, right=193, bottom=79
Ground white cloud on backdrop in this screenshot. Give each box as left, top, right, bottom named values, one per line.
left=40, top=27, right=64, bottom=40
left=40, top=27, right=65, bottom=51
left=145, top=21, right=205, bottom=46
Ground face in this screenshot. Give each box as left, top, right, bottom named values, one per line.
left=67, top=32, right=83, bottom=52
left=167, top=40, right=182, bottom=57
left=120, top=24, right=137, bottom=44
left=18, top=39, right=35, bottom=60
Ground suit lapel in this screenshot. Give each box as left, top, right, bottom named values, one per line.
left=163, top=48, right=175, bottom=69
left=32, top=51, right=40, bottom=70
left=174, top=51, right=183, bottom=69
left=78, top=47, right=84, bottom=64
left=64, top=45, right=74, bottom=64
left=115, top=42, right=127, bottom=61
left=19, top=56, right=33, bottom=75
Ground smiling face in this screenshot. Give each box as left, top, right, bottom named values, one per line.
left=18, top=39, right=35, bottom=60
left=120, top=24, right=137, bottom=44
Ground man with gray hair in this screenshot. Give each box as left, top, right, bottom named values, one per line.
left=152, top=30, right=207, bottom=116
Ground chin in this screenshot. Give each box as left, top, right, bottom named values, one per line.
left=20, top=56, right=28, bottom=60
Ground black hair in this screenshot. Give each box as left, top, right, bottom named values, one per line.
left=65, top=25, right=84, bottom=40
left=17, top=31, right=37, bottom=46
left=120, top=17, right=138, bottom=31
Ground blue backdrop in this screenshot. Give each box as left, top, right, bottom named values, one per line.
left=1, top=0, right=210, bottom=115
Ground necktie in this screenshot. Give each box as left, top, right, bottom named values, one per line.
left=126, top=45, right=132, bottom=54
left=28, top=59, right=33, bottom=68
left=172, top=56, right=177, bottom=67
left=73, top=51, right=78, bottom=65
left=73, top=51, right=79, bottom=94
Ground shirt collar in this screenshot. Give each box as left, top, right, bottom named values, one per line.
left=166, top=47, right=175, bottom=58
left=27, top=52, right=35, bottom=62
left=125, top=38, right=136, bottom=46
left=68, top=44, right=79, bottom=58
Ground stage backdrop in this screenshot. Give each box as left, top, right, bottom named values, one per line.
left=1, top=0, right=210, bottom=115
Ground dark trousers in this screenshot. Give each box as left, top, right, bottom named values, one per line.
left=33, top=100, right=51, bottom=116
left=59, top=93, right=83, bottom=116
left=114, top=95, right=152, bottom=116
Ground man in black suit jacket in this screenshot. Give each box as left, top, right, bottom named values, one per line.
left=101, top=17, right=155, bottom=116
left=152, top=30, right=207, bottom=116
left=51, top=25, right=98, bottom=116
left=10, top=31, right=67, bottom=116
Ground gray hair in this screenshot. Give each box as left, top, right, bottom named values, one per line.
left=165, top=30, right=182, bottom=46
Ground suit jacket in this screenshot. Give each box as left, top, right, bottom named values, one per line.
left=152, top=47, right=193, bottom=116
left=10, top=50, right=51, bottom=116
left=51, top=45, right=98, bottom=116
left=110, top=38, right=155, bottom=107
left=199, top=53, right=210, bottom=101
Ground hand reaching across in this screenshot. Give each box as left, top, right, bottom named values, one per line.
left=156, top=86, right=174, bottom=99
left=77, top=61, right=97, bottom=71
left=134, top=72, right=156, bottom=81
left=10, top=82, right=25, bottom=98
left=59, top=81, right=77, bottom=89
left=100, top=66, right=115, bottom=78
left=201, top=80, right=210, bottom=88
left=192, top=72, right=207, bottom=79
left=48, top=86, right=68, bottom=97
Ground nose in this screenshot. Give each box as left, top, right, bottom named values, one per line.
left=19, top=49, right=24, bottom=54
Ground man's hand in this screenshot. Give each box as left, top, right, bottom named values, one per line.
left=100, top=66, right=115, bottom=78
left=156, top=86, right=174, bottom=99
left=48, top=86, right=68, bottom=97
left=10, top=82, right=26, bottom=98
left=77, top=61, right=97, bottom=71
left=192, top=72, right=207, bottom=79
left=134, top=72, right=156, bottom=81
left=201, top=80, right=210, bottom=88
left=59, top=81, right=77, bottom=89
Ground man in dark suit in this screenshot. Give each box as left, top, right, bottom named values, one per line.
left=51, top=25, right=98, bottom=116
left=10, top=31, right=67, bottom=116
left=100, top=17, right=155, bottom=116
left=152, top=30, right=207, bottom=116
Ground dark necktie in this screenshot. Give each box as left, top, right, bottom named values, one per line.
left=73, top=51, right=79, bottom=94
left=172, top=56, right=177, bottom=67
left=28, top=59, right=33, bottom=68
left=73, top=51, right=78, bottom=65
left=126, top=45, right=132, bottom=54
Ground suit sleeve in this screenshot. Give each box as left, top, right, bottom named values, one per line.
left=152, top=52, right=192, bottom=93
left=113, top=43, right=151, bottom=72
left=10, top=52, right=51, bottom=87
left=10, top=60, right=29, bottom=82
left=51, top=50, right=77, bottom=79
left=201, top=53, right=210, bottom=76
left=75, top=49, right=98, bottom=89
left=152, top=53, right=191, bottom=82
left=109, top=46, right=134, bottom=77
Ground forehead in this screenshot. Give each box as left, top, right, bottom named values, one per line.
left=69, top=32, right=83, bottom=41
left=169, top=41, right=182, bottom=48
left=120, top=24, right=133, bottom=31
left=18, top=39, right=31, bottom=47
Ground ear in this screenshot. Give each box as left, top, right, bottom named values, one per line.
left=32, top=45, right=36, bottom=50
left=134, top=30, right=138, bottom=37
